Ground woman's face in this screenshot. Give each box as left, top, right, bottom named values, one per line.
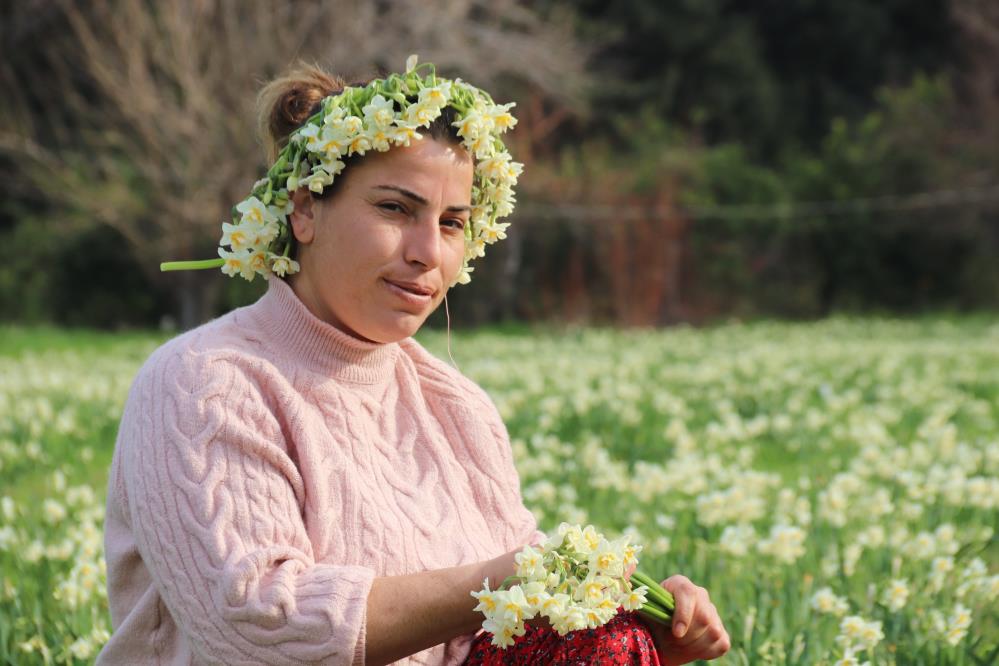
left=286, top=138, right=473, bottom=343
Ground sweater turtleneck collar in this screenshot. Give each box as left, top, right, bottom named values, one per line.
left=251, top=276, right=400, bottom=384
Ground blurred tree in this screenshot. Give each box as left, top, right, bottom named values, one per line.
left=0, top=0, right=590, bottom=328
left=560, top=0, right=956, bottom=161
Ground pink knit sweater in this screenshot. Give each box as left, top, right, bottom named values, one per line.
left=98, top=276, right=543, bottom=665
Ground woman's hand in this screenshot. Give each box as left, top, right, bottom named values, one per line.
left=639, top=574, right=730, bottom=666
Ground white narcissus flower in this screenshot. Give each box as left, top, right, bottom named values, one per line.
left=269, top=254, right=300, bottom=277
left=576, top=573, right=615, bottom=604
left=404, top=101, right=437, bottom=128
left=833, top=648, right=869, bottom=666
left=719, top=524, right=756, bottom=557
left=418, top=81, right=452, bottom=108
left=621, top=584, right=648, bottom=611
left=247, top=220, right=279, bottom=248
left=494, top=586, right=531, bottom=624
left=580, top=525, right=602, bottom=553
left=810, top=587, right=849, bottom=616
left=556, top=522, right=583, bottom=545
left=881, top=579, right=909, bottom=612
left=362, top=94, right=396, bottom=130
left=1, top=496, right=15, bottom=521
left=296, top=124, right=322, bottom=151
left=388, top=122, right=422, bottom=147
left=945, top=603, right=972, bottom=646
left=365, top=126, right=392, bottom=152
left=757, top=524, right=806, bottom=564
left=468, top=133, right=495, bottom=160
left=465, top=238, right=486, bottom=261
left=317, top=155, right=346, bottom=177
left=859, top=620, right=884, bottom=650
left=453, top=111, right=485, bottom=140
left=236, top=196, right=277, bottom=225
left=218, top=247, right=254, bottom=281
left=42, top=499, right=66, bottom=524
left=478, top=221, right=510, bottom=245
left=580, top=601, right=617, bottom=630
left=471, top=579, right=499, bottom=617
left=589, top=538, right=625, bottom=578
left=475, top=155, right=507, bottom=181
left=302, top=170, right=335, bottom=194
left=550, top=604, right=587, bottom=636
left=482, top=616, right=523, bottom=648
left=931, top=556, right=954, bottom=575
left=539, top=591, right=570, bottom=618
left=322, top=103, right=347, bottom=127
left=502, top=159, right=524, bottom=185
left=488, top=102, right=518, bottom=132
left=316, top=126, right=349, bottom=157
left=220, top=222, right=251, bottom=251
left=247, top=249, right=269, bottom=276
left=520, top=581, right=548, bottom=615
left=838, top=615, right=866, bottom=645
left=514, top=545, right=546, bottom=581
left=453, top=263, right=473, bottom=285
left=339, top=115, right=363, bottom=136
left=489, top=186, right=516, bottom=217
left=347, top=133, right=372, bottom=156
left=477, top=154, right=524, bottom=186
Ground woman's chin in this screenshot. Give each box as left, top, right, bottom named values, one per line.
left=359, top=312, right=428, bottom=344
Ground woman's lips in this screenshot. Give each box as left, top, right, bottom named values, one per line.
left=383, top=278, right=435, bottom=305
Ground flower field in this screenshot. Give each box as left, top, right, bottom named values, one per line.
left=1, top=319, right=997, bottom=664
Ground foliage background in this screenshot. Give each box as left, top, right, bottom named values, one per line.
left=0, top=0, right=996, bottom=330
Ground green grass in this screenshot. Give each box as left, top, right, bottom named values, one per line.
left=2, top=318, right=998, bottom=664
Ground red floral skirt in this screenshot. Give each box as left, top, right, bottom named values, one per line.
left=462, top=609, right=661, bottom=665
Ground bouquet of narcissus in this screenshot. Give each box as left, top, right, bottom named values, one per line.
left=471, top=523, right=675, bottom=647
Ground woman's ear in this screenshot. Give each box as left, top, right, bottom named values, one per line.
left=288, top=188, right=316, bottom=244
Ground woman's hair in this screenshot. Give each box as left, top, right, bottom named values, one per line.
left=255, top=60, right=465, bottom=201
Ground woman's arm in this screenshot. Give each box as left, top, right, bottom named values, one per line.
left=364, top=549, right=517, bottom=666
left=119, top=350, right=377, bottom=665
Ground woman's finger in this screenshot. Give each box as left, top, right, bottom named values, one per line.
left=661, top=575, right=698, bottom=638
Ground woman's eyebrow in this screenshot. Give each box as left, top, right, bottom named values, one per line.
left=373, top=184, right=472, bottom=213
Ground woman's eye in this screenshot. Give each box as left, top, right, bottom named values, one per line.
left=378, top=201, right=406, bottom=214
left=442, top=218, right=466, bottom=230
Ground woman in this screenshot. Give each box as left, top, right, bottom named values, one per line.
left=98, top=57, right=730, bottom=665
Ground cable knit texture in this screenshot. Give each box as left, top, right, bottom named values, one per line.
left=98, top=276, right=543, bottom=665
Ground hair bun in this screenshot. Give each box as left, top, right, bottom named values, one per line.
left=255, top=61, right=347, bottom=163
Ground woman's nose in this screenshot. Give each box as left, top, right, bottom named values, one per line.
left=403, top=215, right=443, bottom=269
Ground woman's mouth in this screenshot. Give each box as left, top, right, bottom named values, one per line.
left=383, top=278, right=435, bottom=305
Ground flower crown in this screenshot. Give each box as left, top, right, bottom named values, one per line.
left=160, top=55, right=521, bottom=286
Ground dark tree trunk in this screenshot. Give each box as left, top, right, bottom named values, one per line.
left=174, top=269, right=221, bottom=331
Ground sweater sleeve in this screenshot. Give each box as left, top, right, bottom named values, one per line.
left=118, top=346, right=374, bottom=665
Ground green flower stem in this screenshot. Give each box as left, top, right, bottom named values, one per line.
left=643, top=587, right=676, bottom=614
left=498, top=575, right=524, bottom=590
left=638, top=603, right=672, bottom=626
left=160, top=259, right=224, bottom=272
left=631, top=570, right=676, bottom=611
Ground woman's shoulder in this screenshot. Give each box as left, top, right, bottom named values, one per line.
left=133, top=308, right=278, bottom=399
left=397, top=337, right=498, bottom=413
